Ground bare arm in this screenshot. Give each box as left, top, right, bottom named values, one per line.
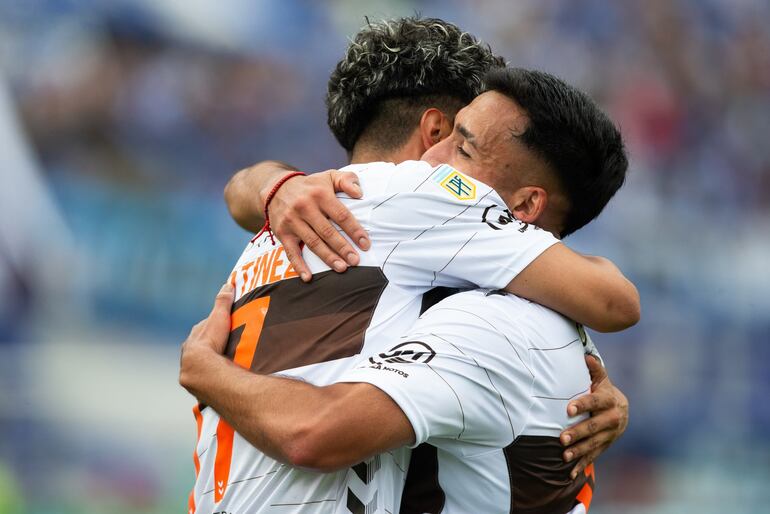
left=226, top=163, right=640, bottom=334
left=224, top=161, right=370, bottom=281
left=179, top=284, right=413, bottom=472
left=506, top=243, right=640, bottom=332
left=224, top=160, right=296, bottom=233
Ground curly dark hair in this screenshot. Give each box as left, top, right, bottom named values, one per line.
left=326, top=16, right=505, bottom=153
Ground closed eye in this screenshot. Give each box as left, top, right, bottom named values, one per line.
left=457, top=146, right=471, bottom=158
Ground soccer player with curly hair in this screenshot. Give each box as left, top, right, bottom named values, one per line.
left=181, top=17, right=634, bottom=514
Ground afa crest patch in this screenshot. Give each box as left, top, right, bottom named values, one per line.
left=432, top=165, right=477, bottom=200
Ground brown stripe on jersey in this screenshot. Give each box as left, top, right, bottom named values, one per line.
left=225, top=266, right=388, bottom=375
left=504, top=435, right=593, bottom=513
left=399, top=443, right=445, bottom=514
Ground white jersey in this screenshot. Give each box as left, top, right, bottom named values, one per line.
left=339, top=289, right=597, bottom=514
left=189, top=161, right=559, bottom=514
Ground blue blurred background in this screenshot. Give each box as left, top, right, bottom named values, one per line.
left=1, top=0, right=769, bottom=512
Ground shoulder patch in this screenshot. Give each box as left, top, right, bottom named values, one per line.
left=432, top=165, right=477, bottom=201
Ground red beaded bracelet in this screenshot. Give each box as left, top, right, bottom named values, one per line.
left=254, top=171, right=306, bottom=245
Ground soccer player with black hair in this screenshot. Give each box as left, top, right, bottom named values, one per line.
left=422, top=67, right=629, bottom=238
left=181, top=17, right=634, bottom=514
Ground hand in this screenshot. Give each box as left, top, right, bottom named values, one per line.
left=263, top=170, right=370, bottom=282
left=179, top=283, right=235, bottom=390
left=560, top=355, right=629, bottom=478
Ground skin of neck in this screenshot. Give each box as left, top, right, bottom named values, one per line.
left=348, top=129, right=426, bottom=165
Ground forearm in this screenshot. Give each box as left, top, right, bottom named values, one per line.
left=508, top=243, right=640, bottom=332
left=180, top=347, right=327, bottom=466
left=224, top=160, right=298, bottom=232
left=179, top=347, right=411, bottom=471
left=580, top=255, right=640, bottom=331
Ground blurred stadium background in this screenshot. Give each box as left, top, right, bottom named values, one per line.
left=1, top=0, right=769, bottom=513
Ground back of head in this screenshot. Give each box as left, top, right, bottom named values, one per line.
left=484, top=68, right=628, bottom=236
left=327, top=16, right=505, bottom=154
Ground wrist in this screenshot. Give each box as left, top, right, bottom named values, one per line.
left=257, top=171, right=307, bottom=246
left=258, top=171, right=288, bottom=215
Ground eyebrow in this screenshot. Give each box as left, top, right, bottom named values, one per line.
left=457, top=124, right=479, bottom=149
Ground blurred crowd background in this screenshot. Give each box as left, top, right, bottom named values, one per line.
left=1, top=0, right=769, bottom=513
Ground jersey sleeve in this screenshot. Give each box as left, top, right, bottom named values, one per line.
left=336, top=302, right=533, bottom=449
left=367, top=162, right=559, bottom=290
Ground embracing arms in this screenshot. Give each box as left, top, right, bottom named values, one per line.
left=505, top=244, right=640, bottom=333
left=180, top=285, right=628, bottom=475
left=179, top=284, right=413, bottom=472
left=224, top=161, right=640, bottom=332
left=220, top=161, right=633, bottom=469
left=224, top=161, right=369, bottom=278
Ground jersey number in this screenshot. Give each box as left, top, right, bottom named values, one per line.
left=213, top=296, right=271, bottom=503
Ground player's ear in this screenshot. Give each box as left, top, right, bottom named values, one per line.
left=419, top=108, right=452, bottom=150
left=509, top=186, right=548, bottom=224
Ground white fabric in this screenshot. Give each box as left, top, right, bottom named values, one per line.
left=191, top=160, right=559, bottom=514
left=339, top=289, right=594, bottom=513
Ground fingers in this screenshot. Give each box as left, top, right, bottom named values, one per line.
left=563, top=428, right=614, bottom=477
left=326, top=197, right=370, bottom=252
left=567, top=392, right=612, bottom=417
left=212, top=282, right=235, bottom=312
left=563, top=427, right=609, bottom=461
left=570, top=453, right=600, bottom=480
left=188, top=319, right=206, bottom=338
left=561, top=405, right=623, bottom=456
left=280, top=236, right=312, bottom=282
left=330, top=171, right=370, bottom=251
left=562, top=415, right=600, bottom=447
left=584, top=354, right=608, bottom=386
left=206, top=283, right=235, bottom=337
left=567, top=384, right=614, bottom=417
left=304, top=205, right=360, bottom=266
left=188, top=283, right=233, bottom=339
left=333, top=171, right=363, bottom=198
left=561, top=367, right=629, bottom=475
left=266, top=170, right=369, bottom=273
left=278, top=217, right=349, bottom=273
